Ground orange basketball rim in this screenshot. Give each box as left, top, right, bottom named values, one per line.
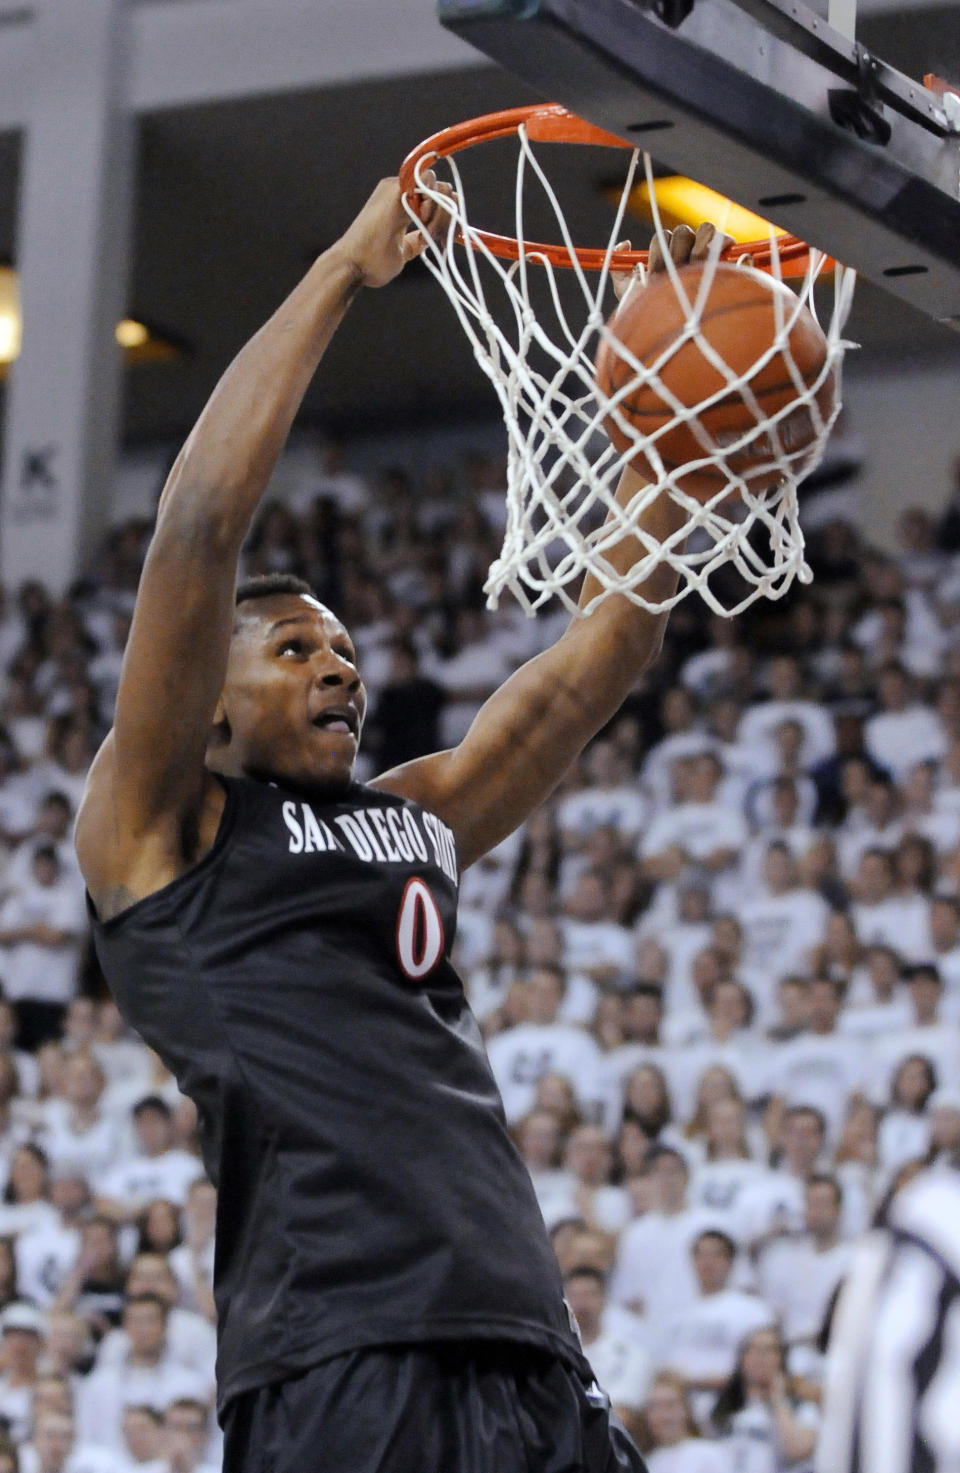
left=399, top=103, right=829, bottom=280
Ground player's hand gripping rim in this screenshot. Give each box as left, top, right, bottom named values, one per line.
left=611, top=222, right=738, bottom=302
left=337, top=171, right=453, bottom=291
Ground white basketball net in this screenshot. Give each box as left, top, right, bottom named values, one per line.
left=405, top=132, right=857, bottom=618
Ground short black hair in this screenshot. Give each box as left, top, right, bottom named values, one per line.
left=235, top=573, right=315, bottom=607
left=133, top=1095, right=171, bottom=1120
left=693, top=1228, right=737, bottom=1259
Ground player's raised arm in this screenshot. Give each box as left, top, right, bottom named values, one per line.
left=374, top=224, right=727, bottom=869
left=76, top=179, right=441, bottom=913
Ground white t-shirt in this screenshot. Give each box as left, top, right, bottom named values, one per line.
left=560, top=918, right=635, bottom=981
left=877, top=1109, right=932, bottom=1176
left=642, top=803, right=748, bottom=867
left=610, top=1207, right=737, bottom=1332
left=40, top=1103, right=125, bottom=1187
left=98, top=1149, right=205, bottom=1211
left=690, top=1160, right=767, bottom=1218
left=722, top=1399, right=820, bottom=1473
left=485, top=1022, right=604, bottom=1124
left=767, top=1032, right=867, bottom=1140
left=15, top=1217, right=80, bottom=1304
left=0, top=1372, right=35, bottom=1441
left=583, top=1328, right=653, bottom=1413
left=19, top=1444, right=125, bottom=1473
left=0, top=876, right=86, bottom=1003
left=738, top=890, right=830, bottom=997
left=863, top=706, right=948, bottom=780
left=869, top=1024, right=960, bottom=1106
left=756, top=1236, right=853, bottom=1344
left=647, top=1438, right=732, bottom=1473
left=657, top=1290, right=775, bottom=1419
left=96, top=1307, right=216, bottom=1382
left=558, top=786, right=649, bottom=844
left=849, top=894, right=932, bottom=963
left=738, top=700, right=836, bottom=769
left=77, top=1358, right=212, bottom=1452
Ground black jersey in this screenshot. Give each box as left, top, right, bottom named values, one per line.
left=91, top=776, right=584, bottom=1411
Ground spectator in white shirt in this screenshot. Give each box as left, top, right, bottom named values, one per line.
left=0, top=1145, right=59, bottom=1241
left=756, top=1175, right=853, bottom=1348
left=164, top=1398, right=219, bottom=1473
left=738, top=847, right=830, bottom=1020
left=768, top=977, right=867, bottom=1142
left=40, top=1053, right=121, bottom=1189
left=95, top=1256, right=215, bottom=1384
left=641, top=755, right=747, bottom=905
left=711, top=1326, right=820, bottom=1473
left=738, top=655, right=836, bottom=770
left=619, top=1065, right=690, bottom=1164
left=22, top=1408, right=124, bottom=1473
left=563, top=1266, right=652, bottom=1437
left=15, top=1167, right=88, bottom=1308
left=690, top=1099, right=766, bottom=1218
left=644, top=1372, right=731, bottom=1473
left=658, top=1231, right=774, bottom=1423
left=167, top=1181, right=215, bottom=1326
left=641, top=687, right=715, bottom=815
left=0, top=848, right=86, bottom=1049
left=485, top=967, right=604, bottom=1125
left=120, top=1406, right=166, bottom=1473
left=736, top=1107, right=826, bottom=1252
left=0, top=1301, right=45, bottom=1441
left=560, top=870, right=635, bottom=987
left=870, top=964, right=960, bottom=1104
left=557, top=739, right=648, bottom=850
left=835, top=775, right=903, bottom=882
left=927, top=894, right=960, bottom=1007
left=562, top=1126, right=631, bottom=1235
left=96, top=1099, right=202, bottom=1223
left=611, top=1148, right=734, bottom=1337
left=516, top=1109, right=573, bottom=1229
left=849, top=847, right=932, bottom=963
left=76, top=1297, right=210, bottom=1454
left=839, top=943, right=911, bottom=1040
left=863, top=662, right=948, bottom=780
left=900, top=760, right=960, bottom=855
left=53, top=1217, right=127, bottom=1341
left=876, top=1053, right=935, bottom=1176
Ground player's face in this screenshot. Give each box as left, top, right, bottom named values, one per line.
left=215, top=595, right=367, bottom=797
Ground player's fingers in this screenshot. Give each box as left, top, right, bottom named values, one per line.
left=669, top=224, right=696, bottom=265
left=648, top=230, right=669, bottom=275
left=689, top=222, right=732, bottom=263
left=611, top=239, right=637, bottom=301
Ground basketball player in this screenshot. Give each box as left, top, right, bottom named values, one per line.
left=75, top=177, right=725, bottom=1472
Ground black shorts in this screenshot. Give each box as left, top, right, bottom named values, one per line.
left=222, top=1341, right=646, bottom=1473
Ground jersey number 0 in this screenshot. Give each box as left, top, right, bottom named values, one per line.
left=396, top=877, right=445, bottom=980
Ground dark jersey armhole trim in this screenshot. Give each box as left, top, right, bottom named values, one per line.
left=88, top=775, right=241, bottom=934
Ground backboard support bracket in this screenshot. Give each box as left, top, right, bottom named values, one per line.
left=437, top=0, right=960, bottom=326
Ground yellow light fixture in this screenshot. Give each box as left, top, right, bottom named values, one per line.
left=0, top=269, right=180, bottom=374
left=0, top=267, right=21, bottom=366
left=611, top=177, right=790, bottom=245
left=115, top=318, right=150, bottom=349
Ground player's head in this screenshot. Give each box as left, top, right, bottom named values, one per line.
left=208, top=574, right=365, bottom=798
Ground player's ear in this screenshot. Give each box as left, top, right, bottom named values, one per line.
left=209, top=694, right=231, bottom=749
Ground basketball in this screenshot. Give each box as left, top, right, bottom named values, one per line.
left=595, top=261, right=836, bottom=501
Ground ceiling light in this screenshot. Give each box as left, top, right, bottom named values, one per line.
left=0, top=270, right=182, bottom=374
left=612, top=177, right=790, bottom=245
left=0, top=267, right=21, bottom=366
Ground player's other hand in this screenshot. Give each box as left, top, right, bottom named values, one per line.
left=338, top=172, right=452, bottom=290
left=612, top=222, right=736, bottom=301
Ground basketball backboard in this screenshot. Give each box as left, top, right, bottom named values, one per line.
left=437, top=0, right=960, bottom=326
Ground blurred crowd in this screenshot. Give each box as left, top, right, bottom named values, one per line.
left=0, top=437, right=957, bottom=1471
